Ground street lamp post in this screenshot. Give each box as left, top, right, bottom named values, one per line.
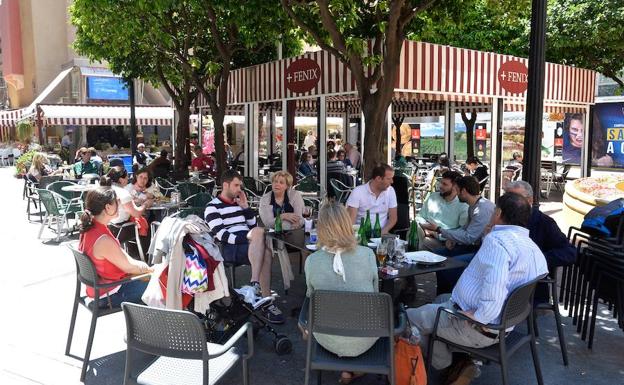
left=128, top=78, right=137, bottom=163
left=522, top=0, right=547, bottom=206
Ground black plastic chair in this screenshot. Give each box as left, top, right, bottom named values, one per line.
left=426, top=274, right=547, bottom=385
left=65, top=245, right=149, bottom=381
left=24, top=178, right=42, bottom=222
left=533, top=269, right=569, bottom=365
left=304, top=291, right=395, bottom=385
left=121, top=303, right=253, bottom=385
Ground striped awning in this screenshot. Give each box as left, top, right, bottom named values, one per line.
left=198, top=40, right=596, bottom=112
left=0, top=108, right=27, bottom=128
left=39, top=104, right=173, bottom=126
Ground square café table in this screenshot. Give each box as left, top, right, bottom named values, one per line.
left=266, top=228, right=468, bottom=300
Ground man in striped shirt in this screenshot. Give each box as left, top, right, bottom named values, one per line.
left=408, top=192, right=548, bottom=384
left=204, top=170, right=284, bottom=324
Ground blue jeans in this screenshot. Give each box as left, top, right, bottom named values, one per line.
left=97, top=279, right=149, bottom=308
left=435, top=252, right=475, bottom=295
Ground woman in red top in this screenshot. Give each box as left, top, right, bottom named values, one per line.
left=78, top=187, right=153, bottom=308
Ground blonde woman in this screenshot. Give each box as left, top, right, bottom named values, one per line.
left=259, top=170, right=304, bottom=230
left=303, top=202, right=378, bottom=384
left=27, top=152, right=62, bottom=182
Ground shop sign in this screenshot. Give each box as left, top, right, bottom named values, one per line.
left=498, top=60, right=528, bottom=94
left=285, top=58, right=321, bottom=93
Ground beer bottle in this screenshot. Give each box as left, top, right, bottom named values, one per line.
left=408, top=220, right=419, bottom=251
left=373, top=213, right=382, bottom=238
left=274, top=208, right=283, bottom=234
left=358, top=217, right=368, bottom=246
left=364, top=210, right=372, bottom=239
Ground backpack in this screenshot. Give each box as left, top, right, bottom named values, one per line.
left=581, top=198, right=624, bottom=238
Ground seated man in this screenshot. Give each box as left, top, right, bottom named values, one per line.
left=421, top=176, right=495, bottom=257
left=326, top=149, right=346, bottom=174
left=73, top=147, right=99, bottom=178
left=408, top=193, right=548, bottom=384
left=416, top=171, right=468, bottom=251
left=204, top=170, right=284, bottom=324
left=346, top=163, right=397, bottom=234
left=505, top=180, right=576, bottom=302
left=191, top=145, right=215, bottom=176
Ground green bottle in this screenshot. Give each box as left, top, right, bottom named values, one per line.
left=358, top=218, right=368, bottom=246
left=364, top=210, right=372, bottom=239
left=373, top=213, right=382, bottom=238
left=408, top=220, right=419, bottom=251
left=274, top=207, right=283, bottom=234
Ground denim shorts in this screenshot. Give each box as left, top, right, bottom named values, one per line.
left=222, top=242, right=250, bottom=265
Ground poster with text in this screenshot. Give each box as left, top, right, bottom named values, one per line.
left=593, top=102, right=624, bottom=168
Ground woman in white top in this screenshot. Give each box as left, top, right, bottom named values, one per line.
left=100, top=166, right=148, bottom=258
left=125, top=167, right=161, bottom=207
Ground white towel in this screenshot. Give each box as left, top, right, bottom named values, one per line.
left=323, top=246, right=346, bottom=282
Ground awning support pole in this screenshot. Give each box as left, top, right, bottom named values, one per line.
left=522, top=0, right=547, bottom=206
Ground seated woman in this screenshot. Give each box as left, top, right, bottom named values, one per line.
left=100, top=166, right=149, bottom=258
left=126, top=167, right=162, bottom=207
left=78, top=187, right=153, bottom=308
left=302, top=202, right=379, bottom=384
left=337, top=149, right=353, bottom=167
left=465, top=156, right=489, bottom=192
left=259, top=171, right=304, bottom=230
left=27, top=152, right=63, bottom=183
left=298, top=151, right=317, bottom=177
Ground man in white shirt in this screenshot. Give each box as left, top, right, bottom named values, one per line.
left=346, top=163, right=397, bottom=234
left=407, top=192, right=548, bottom=383
left=303, top=130, right=316, bottom=150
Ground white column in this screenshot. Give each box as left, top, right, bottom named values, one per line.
left=244, top=103, right=252, bottom=177
left=488, top=98, right=502, bottom=202
left=319, top=96, right=327, bottom=195
left=282, top=99, right=288, bottom=171
left=387, top=103, right=393, bottom=164
left=581, top=105, right=591, bottom=177
left=251, top=103, right=260, bottom=179
left=445, top=102, right=456, bottom=159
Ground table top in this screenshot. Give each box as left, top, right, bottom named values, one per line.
left=266, top=228, right=468, bottom=280
left=61, top=184, right=98, bottom=192
left=148, top=201, right=187, bottom=210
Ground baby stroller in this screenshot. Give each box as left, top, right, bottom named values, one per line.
left=150, top=215, right=293, bottom=356
left=196, top=289, right=293, bottom=355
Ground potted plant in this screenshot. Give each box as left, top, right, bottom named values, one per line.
left=16, top=120, right=34, bottom=142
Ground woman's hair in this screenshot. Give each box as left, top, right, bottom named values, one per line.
left=79, top=187, right=117, bottom=232
left=132, top=167, right=152, bottom=187
left=299, top=151, right=309, bottom=163
left=337, top=149, right=346, bottom=158
left=100, top=165, right=128, bottom=186
left=31, top=152, right=49, bottom=171
left=317, top=201, right=356, bottom=252
left=271, top=170, right=293, bottom=188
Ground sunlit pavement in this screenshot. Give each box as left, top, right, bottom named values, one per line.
left=1, top=167, right=622, bottom=385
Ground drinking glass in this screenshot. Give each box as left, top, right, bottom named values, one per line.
left=376, top=243, right=388, bottom=268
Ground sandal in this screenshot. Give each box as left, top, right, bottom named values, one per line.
left=338, top=372, right=365, bottom=384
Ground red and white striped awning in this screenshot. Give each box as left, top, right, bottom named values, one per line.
left=0, top=108, right=28, bottom=128
left=39, top=104, right=173, bottom=126
left=198, top=40, right=596, bottom=111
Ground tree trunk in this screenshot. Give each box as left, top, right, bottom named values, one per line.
left=361, top=95, right=391, bottom=180
left=174, top=105, right=191, bottom=179
left=461, top=110, right=477, bottom=159
left=393, top=115, right=405, bottom=159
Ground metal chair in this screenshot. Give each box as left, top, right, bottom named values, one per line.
left=533, top=270, right=569, bottom=365
left=65, top=245, right=149, bottom=381
left=329, top=178, right=353, bottom=204
left=295, top=175, right=321, bottom=194
left=178, top=192, right=213, bottom=218
left=155, top=177, right=177, bottom=197
left=304, top=291, right=396, bottom=385
left=122, top=303, right=253, bottom=385
left=47, top=180, right=83, bottom=212
left=177, top=182, right=206, bottom=201
left=24, top=178, right=42, bottom=222
left=109, top=221, right=146, bottom=262
left=37, top=189, right=81, bottom=242
left=426, top=274, right=547, bottom=385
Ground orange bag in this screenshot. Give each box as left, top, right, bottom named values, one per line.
left=395, top=338, right=427, bottom=385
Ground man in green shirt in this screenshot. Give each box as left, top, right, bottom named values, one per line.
left=416, top=170, right=468, bottom=250
left=73, top=147, right=99, bottom=178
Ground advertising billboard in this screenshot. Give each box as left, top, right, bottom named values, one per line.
left=86, top=76, right=129, bottom=101
left=593, top=102, right=624, bottom=168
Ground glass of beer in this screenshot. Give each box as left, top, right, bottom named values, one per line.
left=376, top=243, right=388, bottom=268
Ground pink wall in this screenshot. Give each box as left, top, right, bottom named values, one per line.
left=0, top=0, right=24, bottom=77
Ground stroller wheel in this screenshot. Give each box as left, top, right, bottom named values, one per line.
left=274, top=334, right=292, bottom=355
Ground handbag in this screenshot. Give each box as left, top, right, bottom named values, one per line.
left=181, top=244, right=209, bottom=294
left=395, top=318, right=427, bottom=385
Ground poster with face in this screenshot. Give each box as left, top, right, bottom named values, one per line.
left=562, top=113, right=584, bottom=164
left=593, top=102, right=623, bottom=168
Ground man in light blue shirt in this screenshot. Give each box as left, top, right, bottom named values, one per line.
left=417, top=170, right=468, bottom=250
left=421, top=176, right=495, bottom=256
left=408, top=192, right=548, bottom=379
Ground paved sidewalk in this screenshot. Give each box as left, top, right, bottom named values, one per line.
left=1, top=167, right=622, bottom=385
